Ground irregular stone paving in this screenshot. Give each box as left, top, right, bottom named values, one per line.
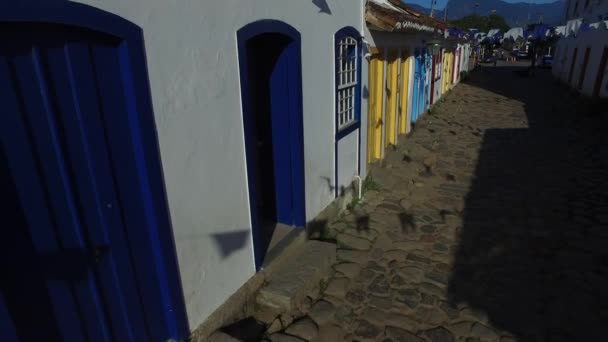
left=263, top=63, right=608, bottom=341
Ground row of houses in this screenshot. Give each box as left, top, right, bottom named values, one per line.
left=553, top=0, right=608, bottom=98
left=365, top=0, right=470, bottom=162
left=0, top=0, right=469, bottom=340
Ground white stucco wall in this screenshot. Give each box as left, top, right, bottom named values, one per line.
left=565, top=0, right=608, bottom=22
left=554, top=38, right=576, bottom=82
left=558, top=0, right=608, bottom=97
left=453, top=47, right=461, bottom=84
left=432, top=56, right=442, bottom=104
left=459, top=44, right=470, bottom=73
left=70, top=0, right=364, bottom=330
left=337, top=131, right=360, bottom=192
left=554, top=26, right=608, bottom=97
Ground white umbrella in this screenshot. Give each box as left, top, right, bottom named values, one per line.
left=503, top=27, right=524, bottom=41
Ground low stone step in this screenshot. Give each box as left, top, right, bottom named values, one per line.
left=257, top=240, right=336, bottom=312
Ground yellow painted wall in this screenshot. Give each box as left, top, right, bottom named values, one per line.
left=443, top=52, right=453, bottom=93
left=367, top=51, right=384, bottom=162
left=385, top=50, right=399, bottom=147
left=442, top=52, right=449, bottom=95
left=399, top=52, right=410, bottom=134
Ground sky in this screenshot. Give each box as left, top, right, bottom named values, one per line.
left=404, top=0, right=559, bottom=10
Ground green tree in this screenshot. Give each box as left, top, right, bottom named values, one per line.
left=450, top=13, right=510, bottom=32
left=487, top=14, right=510, bottom=32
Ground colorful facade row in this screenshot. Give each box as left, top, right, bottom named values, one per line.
left=364, top=0, right=470, bottom=163
left=0, top=1, right=469, bottom=340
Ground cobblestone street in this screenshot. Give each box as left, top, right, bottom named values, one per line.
left=263, top=64, right=608, bottom=342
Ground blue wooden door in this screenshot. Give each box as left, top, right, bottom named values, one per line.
left=424, top=51, right=431, bottom=112
left=0, top=5, right=187, bottom=341
left=270, top=44, right=295, bottom=225
left=0, top=292, right=17, bottom=342
left=418, top=51, right=426, bottom=119
left=412, top=50, right=420, bottom=123
left=237, top=21, right=305, bottom=269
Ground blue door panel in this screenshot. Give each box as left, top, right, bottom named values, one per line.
left=424, top=52, right=430, bottom=111
left=422, top=51, right=426, bottom=115
left=271, top=45, right=294, bottom=225
left=237, top=21, right=306, bottom=269
left=14, top=41, right=112, bottom=342
left=419, top=51, right=426, bottom=117
left=45, top=38, right=150, bottom=341
left=414, top=52, right=418, bottom=119
left=0, top=51, right=88, bottom=341
left=287, top=41, right=306, bottom=227
left=1, top=10, right=187, bottom=340
left=0, top=292, right=18, bottom=342
left=89, top=42, right=172, bottom=340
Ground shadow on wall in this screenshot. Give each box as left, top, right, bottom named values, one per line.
left=211, top=231, right=251, bottom=258
left=312, top=0, right=332, bottom=14
left=448, top=66, right=608, bottom=340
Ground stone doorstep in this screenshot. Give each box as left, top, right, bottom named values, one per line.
left=191, top=181, right=355, bottom=340
left=190, top=230, right=308, bottom=341
left=257, top=241, right=337, bottom=311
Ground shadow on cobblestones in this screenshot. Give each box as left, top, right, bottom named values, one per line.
left=449, top=66, right=608, bottom=341
left=397, top=211, right=416, bottom=232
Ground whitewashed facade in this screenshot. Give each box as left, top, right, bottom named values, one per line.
left=553, top=0, right=608, bottom=97
left=69, top=0, right=367, bottom=331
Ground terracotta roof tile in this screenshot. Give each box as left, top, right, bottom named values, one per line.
left=366, top=0, right=447, bottom=33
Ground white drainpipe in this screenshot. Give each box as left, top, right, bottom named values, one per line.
left=354, top=175, right=363, bottom=200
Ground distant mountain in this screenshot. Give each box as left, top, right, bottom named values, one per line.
left=406, top=3, right=433, bottom=15
left=402, top=0, right=565, bottom=27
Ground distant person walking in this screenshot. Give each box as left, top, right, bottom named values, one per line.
left=529, top=46, right=537, bottom=75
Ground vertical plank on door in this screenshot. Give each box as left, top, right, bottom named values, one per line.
left=385, top=50, right=398, bottom=147
left=367, top=50, right=384, bottom=162
left=399, top=52, right=410, bottom=135
left=0, top=43, right=88, bottom=342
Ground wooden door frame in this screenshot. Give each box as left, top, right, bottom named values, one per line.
left=237, top=20, right=306, bottom=269
left=0, top=2, right=189, bottom=340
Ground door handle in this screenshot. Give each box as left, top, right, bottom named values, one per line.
left=91, top=245, right=110, bottom=264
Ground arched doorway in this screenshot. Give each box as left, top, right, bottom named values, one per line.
left=0, top=3, right=188, bottom=341
left=237, top=20, right=305, bottom=269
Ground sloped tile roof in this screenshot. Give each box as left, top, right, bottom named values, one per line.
left=366, top=0, right=447, bottom=34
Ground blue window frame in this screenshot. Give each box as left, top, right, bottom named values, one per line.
left=334, top=27, right=362, bottom=197
left=335, top=27, right=362, bottom=139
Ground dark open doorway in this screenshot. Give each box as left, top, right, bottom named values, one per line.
left=247, top=33, right=290, bottom=227
left=237, top=21, right=305, bottom=269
